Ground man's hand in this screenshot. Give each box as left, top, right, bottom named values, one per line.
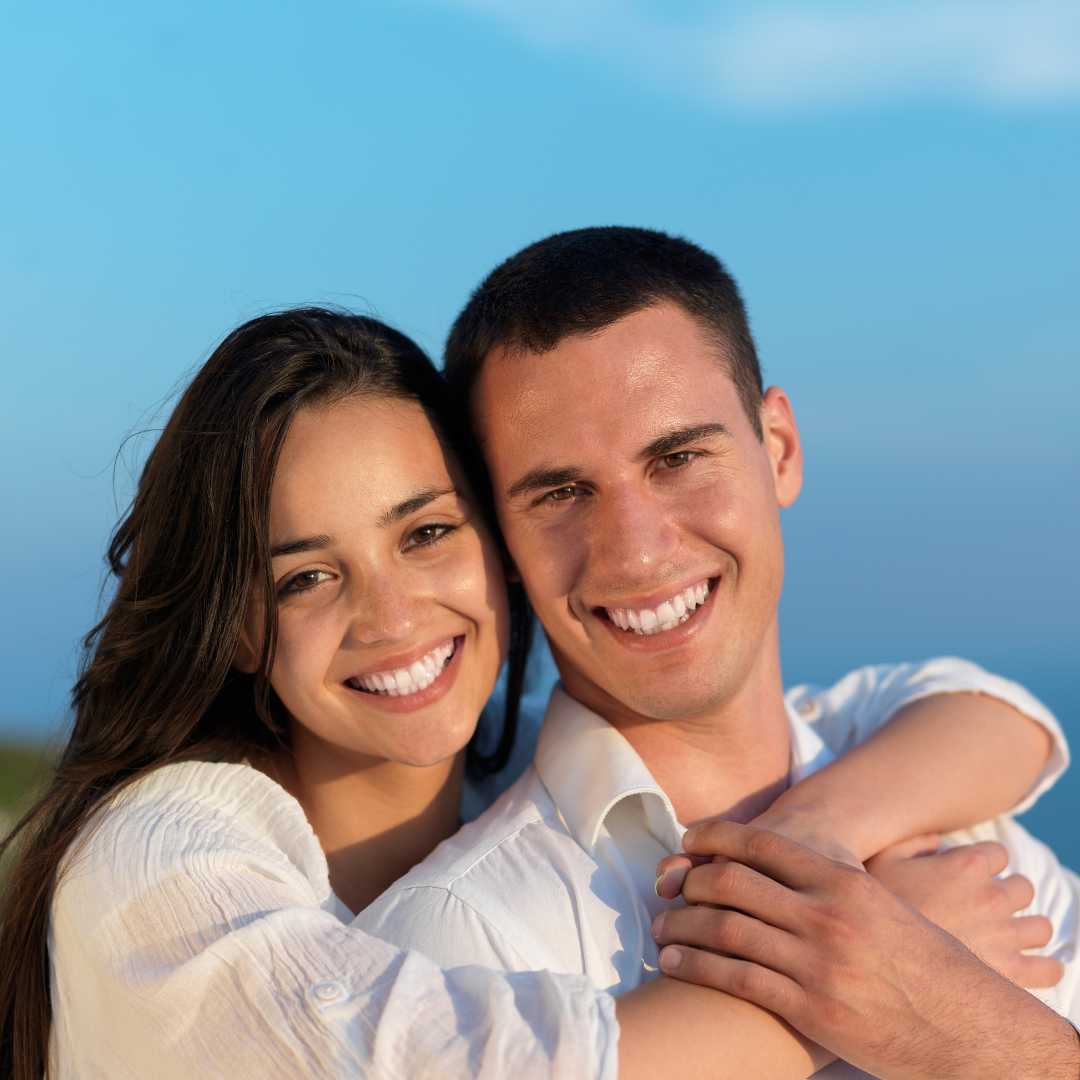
left=651, top=820, right=1079, bottom=1080
left=866, top=834, right=1063, bottom=988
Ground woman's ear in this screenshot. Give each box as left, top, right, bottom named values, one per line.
left=233, top=624, right=260, bottom=675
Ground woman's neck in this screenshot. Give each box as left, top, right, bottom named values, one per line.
left=264, top=737, right=465, bottom=916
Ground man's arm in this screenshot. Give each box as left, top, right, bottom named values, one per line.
left=656, top=820, right=1080, bottom=1080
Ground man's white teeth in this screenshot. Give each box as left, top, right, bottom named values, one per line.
left=350, top=640, right=456, bottom=696
left=606, top=581, right=710, bottom=635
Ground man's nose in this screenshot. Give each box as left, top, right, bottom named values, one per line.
left=344, top=576, right=419, bottom=646
left=587, top=487, right=679, bottom=584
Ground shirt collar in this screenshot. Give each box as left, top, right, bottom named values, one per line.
left=533, top=684, right=839, bottom=855
left=533, top=685, right=681, bottom=855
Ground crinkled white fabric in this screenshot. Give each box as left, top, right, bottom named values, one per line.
left=48, top=761, right=618, bottom=1079
left=357, top=658, right=1077, bottom=1078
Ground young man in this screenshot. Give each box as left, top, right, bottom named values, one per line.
left=356, top=228, right=1080, bottom=1076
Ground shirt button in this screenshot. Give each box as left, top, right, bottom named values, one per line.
left=312, top=980, right=344, bottom=1003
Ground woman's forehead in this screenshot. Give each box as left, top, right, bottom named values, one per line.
left=271, top=396, right=457, bottom=527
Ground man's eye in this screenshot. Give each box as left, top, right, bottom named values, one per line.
left=279, top=569, right=333, bottom=597
left=541, top=485, right=581, bottom=504
left=405, top=523, right=455, bottom=550
left=657, top=451, right=698, bottom=470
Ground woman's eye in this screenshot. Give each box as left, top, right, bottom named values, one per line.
left=279, top=569, right=333, bottom=597
left=405, top=523, right=455, bottom=550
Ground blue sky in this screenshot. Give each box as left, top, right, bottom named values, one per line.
left=3, top=0, right=1078, bottom=745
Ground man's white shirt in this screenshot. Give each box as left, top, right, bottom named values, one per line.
left=356, top=658, right=1080, bottom=1077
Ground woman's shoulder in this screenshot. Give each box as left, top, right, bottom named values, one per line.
left=57, top=760, right=329, bottom=902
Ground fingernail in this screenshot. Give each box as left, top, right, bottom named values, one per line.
left=659, top=946, right=682, bottom=973
left=682, top=828, right=697, bottom=850
left=651, top=911, right=666, bottom=939
left=654, top=870, right=668, bottom=897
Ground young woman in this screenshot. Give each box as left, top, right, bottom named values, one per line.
left=0, top=308, right=1065, bottom=1079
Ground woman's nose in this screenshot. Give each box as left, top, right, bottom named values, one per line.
left=345, top=577, right=420, bottom=646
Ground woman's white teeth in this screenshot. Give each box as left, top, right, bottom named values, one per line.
left=606, top=581, right=710, bottom=635
left=351, top=640, right=456, bottom=696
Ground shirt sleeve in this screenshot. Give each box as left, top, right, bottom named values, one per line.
left=48, top=767, right=618, bottom=1080
left=355, top=885, right=537, bottom=972
left=786, top=657, right=1069, bottom=814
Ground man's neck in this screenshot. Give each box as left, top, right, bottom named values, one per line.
left=564, top=646, right=794, bottom=827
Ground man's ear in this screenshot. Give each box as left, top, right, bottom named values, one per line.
left=759, top=386, right=803, bottom=508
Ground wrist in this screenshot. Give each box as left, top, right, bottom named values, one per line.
left=751, top=798, right=863, bottom=868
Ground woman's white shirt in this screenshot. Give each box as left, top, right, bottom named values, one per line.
left=48, top=761, right=617, bottom=1079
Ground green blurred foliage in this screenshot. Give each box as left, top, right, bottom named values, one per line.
left=0, top=744, right=53, bottom=815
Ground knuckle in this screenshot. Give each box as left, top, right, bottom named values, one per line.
left=953, top=847, right=984, bottom=876
left=714, top=911, right=745, bottom=951
left=833, top=863, right=875, bottom=903
left=730, top=962, right=769, bottom=1001
left=709, top=859, right=741, bottom=894
left=746, top=828, right=781, bottom=864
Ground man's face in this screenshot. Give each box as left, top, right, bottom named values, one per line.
left=474, top=301, right=803, bottom=725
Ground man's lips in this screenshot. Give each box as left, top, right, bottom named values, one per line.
left=601, top=578, right=713, bottom=635
left=591, top=577, right=720, bottom=649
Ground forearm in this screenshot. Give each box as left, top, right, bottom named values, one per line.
left=615, top=977, right=831, bottom=1080
left=764, top=692, right=1052, bottom=861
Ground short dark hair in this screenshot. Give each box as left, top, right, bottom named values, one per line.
left=444, top=226, right=764, bottom=437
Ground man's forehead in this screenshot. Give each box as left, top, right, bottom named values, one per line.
left=475, top=327, right=739, bottom=442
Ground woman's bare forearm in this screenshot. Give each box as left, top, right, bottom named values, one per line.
left=615, top=977, right=831, bottom=1080
left=760, top=692, right=1052, bottom=861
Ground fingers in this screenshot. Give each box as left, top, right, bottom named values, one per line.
left=680, top=858, right=803, bottom=930
left=654, top=853, right=707, bottom=900
left=1010, top=954, right=1065, bottom=989
left=683, top=820, right=835, bottom=889
left=656, top=944, right=807, bottom=1022
left=1014, top=914, right=1054, bottom=950
left=653, top=904, right=804, bottom=978
left=940, top=840, right=1010, bottom=878
left=998, top=873, right=1036, bottom=913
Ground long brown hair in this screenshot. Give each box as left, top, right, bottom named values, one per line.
left=0, top=307, right=532, bottom=1079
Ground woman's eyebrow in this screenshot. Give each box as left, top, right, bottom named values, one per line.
left=378, top=487, right=457, bottom=528
left=270, top=534, right=332, bottom=559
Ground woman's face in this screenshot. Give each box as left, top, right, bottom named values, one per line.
left=244, top=394, right=509, bottom=768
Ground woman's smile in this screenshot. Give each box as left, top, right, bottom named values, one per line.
left=341, top=634, right=465, bottom=713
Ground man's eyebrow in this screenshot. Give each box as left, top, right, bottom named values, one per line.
left=270, top=534, right=332, bottom=559
left=506, top=467, right=583, bottom=501
left=639, top=423, right=731, bottom=460
left=378, top=487, right=457, bottom=527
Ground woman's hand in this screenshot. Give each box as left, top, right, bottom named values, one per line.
left=865, top=834, right=1062, bottom=988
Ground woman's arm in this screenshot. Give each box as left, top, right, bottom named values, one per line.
left=759, top=690, right=1054, bottom=862
left=616, top=979, right=831, bottom=1079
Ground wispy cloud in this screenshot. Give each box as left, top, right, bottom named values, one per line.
left=428, top=1, right=1080, bottom=112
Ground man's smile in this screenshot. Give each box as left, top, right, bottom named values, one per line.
left=589, top=575, right=721, bottom=652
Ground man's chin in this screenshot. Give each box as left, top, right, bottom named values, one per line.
left=582, top=676, right=730, bottom=727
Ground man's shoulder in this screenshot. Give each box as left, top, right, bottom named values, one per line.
left=356, top=766, right=628, bottom=978
left=384, top=765, right=596, bottom=896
